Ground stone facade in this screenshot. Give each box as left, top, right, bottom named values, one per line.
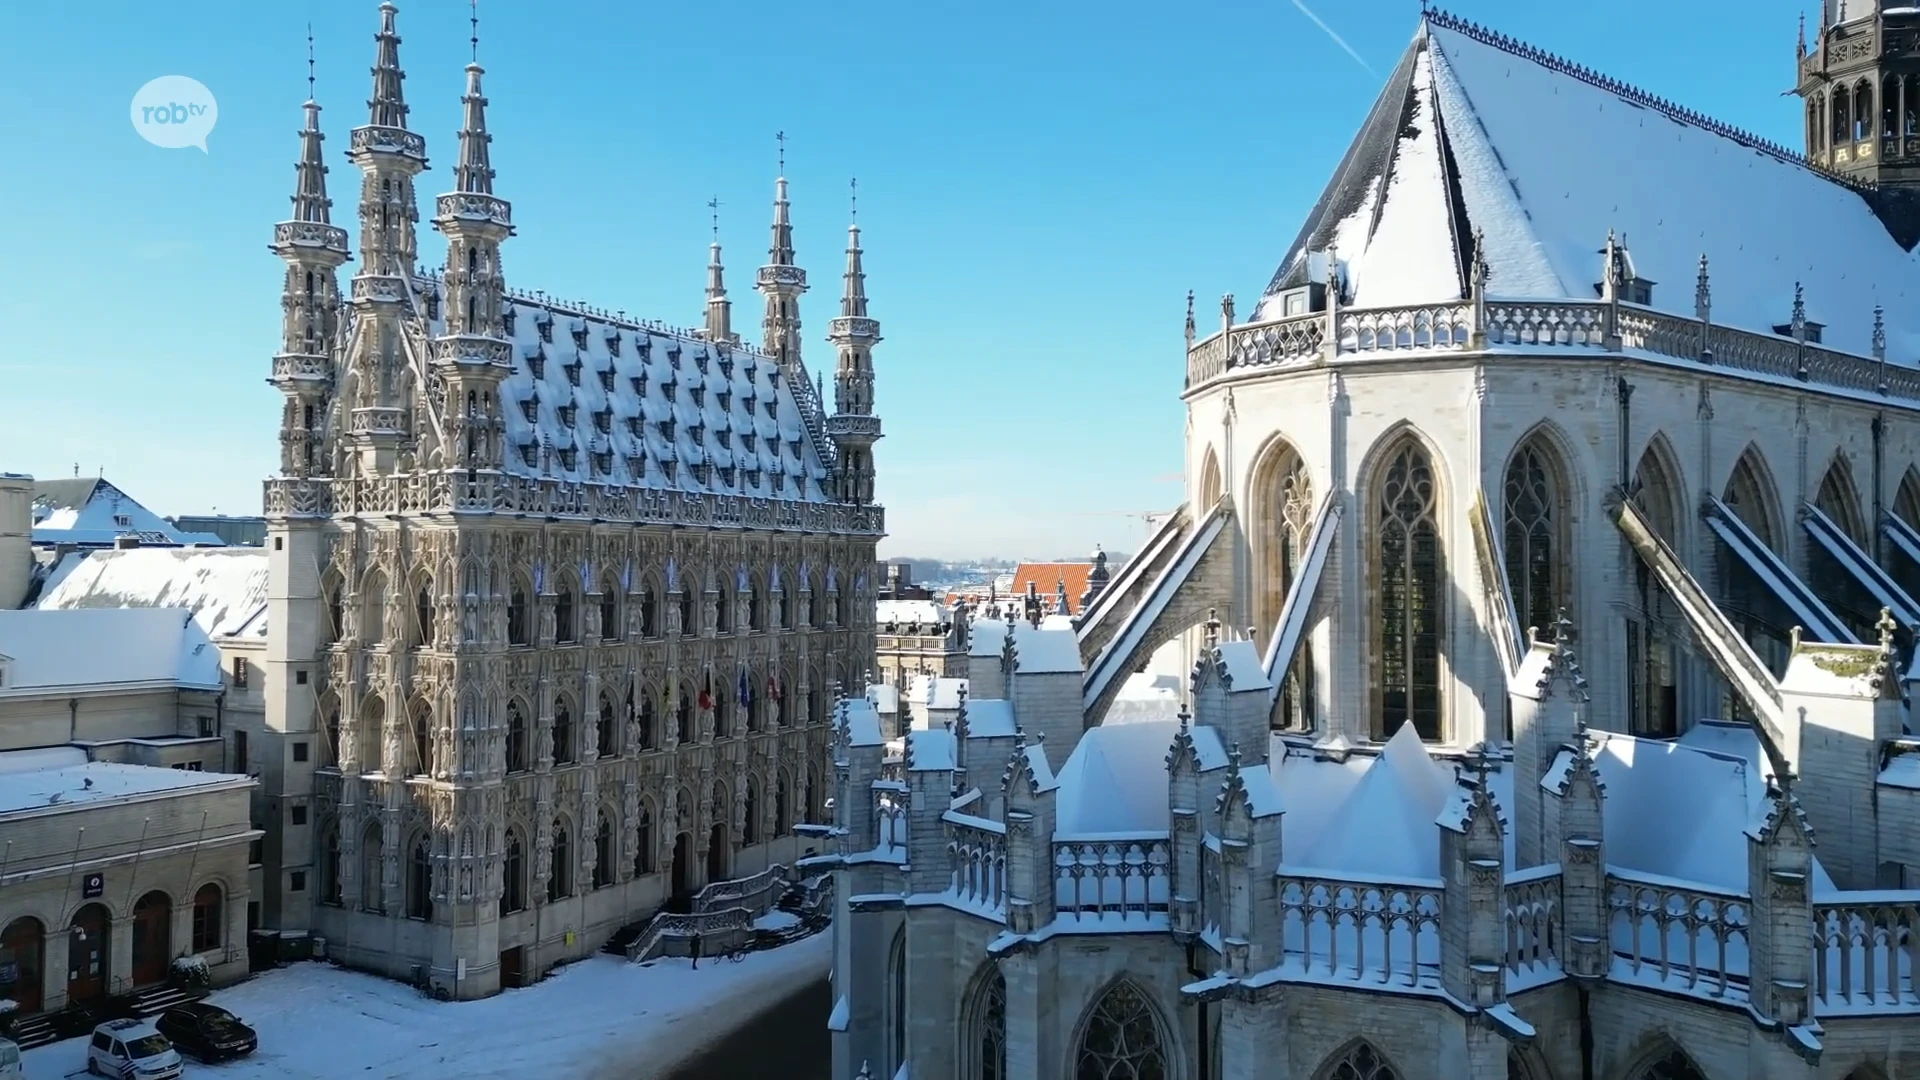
left=259, top=4, right=881, bottom=999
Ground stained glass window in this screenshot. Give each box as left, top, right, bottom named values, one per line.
left=1503, top=443, right=1560, bottom=639
left=1324, top=1042, right=1399, bottom=1080
left=1075, top=982, right=1167, bottom=1080
left=1375, top=442, right=1443, bottom=740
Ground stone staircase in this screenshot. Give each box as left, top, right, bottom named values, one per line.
left=3, top=1012, right=57, bottom=1051
left=130, top=982, right=205, bottom=1018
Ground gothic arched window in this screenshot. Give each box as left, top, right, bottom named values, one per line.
left=677, top=589, right=694, bottom=636
left=555, top=586, right=577, bottom=644
left=1724, top=450, right=1776, bottom=550
left=743, top=778, right=761, bottom=845
left=1897, top=469, right=1920, bottom=530
left=716, top=586, right=733, bottom=633
left=548, top=826, right=571, bottom=902
left=888, top=929, right=908, bottom=1074
left=593, top=816, right=614, bottom=889
left=416, top=584, right=435, bottom=647
left=638, top=695, right=657, bottom=751
left=600, top=580, right=620, bottom=642
left=506, top=702, right=528, bottom=773
left=1317, top=1041, right=1401, bottom=1080
left=633, top=803, right=654, bottom=876
left=409, top=700, right=431, bottom=777
left=1372, top=438, right=1443, bottom=741
left=1815, top=458, right=1867, bottom=545
left=500, top=830, right=525, bottom=915
left=552, top=700, right=574, bottom=765
left=1268, top=448, right=1316, bottom=731
left=676, top=689, right=693, bottom=744
left=508, top=583, right=530, bottom=646
left=597, top=696, right=617, bottom=759
left=1631, top=1047, right=1707, bottom=1080
left=320, top=823, right=342, bottom=906
left=361, top=570, right=388, bottom=646
left=406, top=837, right=433, bottom=920
left=640, top=584, right=658, bottom=637
left=775, top=770, right=791, bottom=836
left=359, top=696, right=386, bottom=774
left=360, top=822, right=384, bottom=912
left=966, top=966, right=1007, bottom=1080
left=749, top=582, right=764, bottom=630
left=1074, top=981, right=1169, bottom=1080
left=1503, top=438, right=1564, bottom=639
left=1627, top=442, right=1681, bottom=738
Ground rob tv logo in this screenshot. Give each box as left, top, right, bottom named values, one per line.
left=130, top=75, right=218, bottom=152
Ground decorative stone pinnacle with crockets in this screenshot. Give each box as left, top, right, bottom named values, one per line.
left=1203, top=608, right=1222, bottom=648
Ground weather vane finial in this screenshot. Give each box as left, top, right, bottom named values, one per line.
left=850, top=176, right=858, bottom=223
left=707, top=196, right=721, bottom=243
left=470, top=0, right=480, bottom=62
left=306, top=23, right=316, bottom=99
left=776, top=130, right=786, bottom=175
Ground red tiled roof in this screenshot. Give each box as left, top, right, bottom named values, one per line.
left=1008, top=562, right=1094, bottom=615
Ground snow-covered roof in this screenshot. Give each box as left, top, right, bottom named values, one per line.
left=423, top=285, right=835, bottom=501
left=967, top=617, right=1007, bottom=658
left=906, top=728, right=955, bottom=772
left=1881, top=742, right=1920, bottom=790
left=0, top=608, right=220, bottom=693
left=865, top=683, right=900, bottom=715
left=1294, top=724, right=1462, bottom=878
left=0, top=756, right=247, bottom=817
left=1544, top=728, right=1838, bottom=892
left=964, top=698, right=1016, bottom=738
left=877, top=598, right=948, bottom=626
left=1010, top=624, right=1083, bottom=675
left=1018, top=741, right=1057, bottom=792
left=1204, top=640, right=1270, bottom=694
left=1103, top=672, right=1183, bottom=726
left=839, top=697, right=885, bottom=747
left=28, top=478, right=225, bottom=548
left=37, top=547, right=270, bottom=639
left=1054, top=720, right=1179, bottom=834
left=1257, top=13, right=1920, bottom=361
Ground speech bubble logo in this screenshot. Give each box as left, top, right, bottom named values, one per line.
left=130, top=75, right=218, bottom=152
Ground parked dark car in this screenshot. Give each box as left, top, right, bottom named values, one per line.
left=154, top=1003, right=257, bottom=1062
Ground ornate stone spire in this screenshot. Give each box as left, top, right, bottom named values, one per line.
left=704, top=198, right=735, bottom=344
left=825, top=178, right=882, bottom=505
left=430, top=3, right=514, bottom=477
left=269, top=42, right=350, bottom=480
left=367, top=1, right=409, bottom=130
left=756, top=133, right=808, bottom=372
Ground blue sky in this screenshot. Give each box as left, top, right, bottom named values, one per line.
left=0, top=1, right=1808, bottom=560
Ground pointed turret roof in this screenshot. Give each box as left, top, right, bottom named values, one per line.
left=366, top=2, right=409, bottom=129
left=768, top=176, right=796, bottom=267
left=290, top=100, right=333, bottom=224
left=452, top=63, right=494, bottom=194
left=706, top=241, right=732, bottom=336
left=840, top=222, right=868, bottom=318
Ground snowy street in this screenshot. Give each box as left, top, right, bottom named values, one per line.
left=20, top=931, right=830, bottom=1080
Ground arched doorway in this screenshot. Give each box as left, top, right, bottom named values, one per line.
left=66, top=904, right=110, bottom=1004
left=671, top=832, right=693, bottom=899
left=0, top=916, right=45, bottom=1014
left=707, top=824, right=729, bottom=883
left=131, top=891, right=172, bottom=987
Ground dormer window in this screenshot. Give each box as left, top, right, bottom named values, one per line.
left=520, top=394, right=539, bottom=423
left=114, top=514, right=132, bottom=528
left=719, top=355, right=734, bottom=379
left=788, top=439, right=802, bottom=458
left=503, top=308, right=517, bottom=335
left=765, top=367, right=779, bottom=388
left=626, top=453, right=644, bottom=477
left=691, top=387, right=705, bottom=409
left=537, top=315, right=554, bottom=344
left=745, top=468, right=761, bottom=488
left=564, top=360, right=582, bottom=386
left=772, top=473, right=786, bottom=495
left=691, top=462, right=711, bottom=485
left=668, top=343, right=682, bottom=368
left=695, top=349, right=710, bottom=375
left=527, top=348, right=546, bottom=380
left=659, top=418, right=676, bottom=440
left=718, top=390, right=731, bottom=413
left=718, top=466, right=736, bottom=488
left=741, top=432, right=756, bottom=454
left=636, top=335, right=653, bottom=360
left=571, top=325, right=589, bottom=349
left=598, top=368, right=615, bottom=392
left=763, top=399, right=779, bottom=420
left=606, top=333, right=622, bottom=357
left=663, top=378, right=677, bottom=403
left=593, top=409, right=612, bottom=434
left=592, top=450, right=612, bottom=475
left=688, top=422, right=705, bottom=443
left=425, top=290, right=441, bottom=321
left=557, top=447, right=577, bottom=471
left=1774, top=320, right=1826, bottom=345
left=558, top=404, right=577, bottom=428
left=626, top=416, right=645, bottom=438
left=661, top=460, right=677, bottom=483
left=519, top=442, right=539, bottom=468
left=631, top=373, right=648, bottom=395
left=744, top=360, right=758, bottom=381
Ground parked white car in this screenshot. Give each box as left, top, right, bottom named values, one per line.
left=0, top=1036, right=22, bottom=1080
left=85, top=1018, right=183, bottom=1079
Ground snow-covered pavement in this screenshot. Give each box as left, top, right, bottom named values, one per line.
left=22, top=931, right=830, bottom=1080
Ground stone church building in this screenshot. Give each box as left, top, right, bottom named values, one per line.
left=259, top=3, right=882, bottom=997
left=824, top=8, right=1920, bottom=1080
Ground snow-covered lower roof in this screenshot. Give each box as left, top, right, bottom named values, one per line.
left=877, top=598, right=948, bottom=626
left=0, top=608, right=220, bottom=693
left=964, top=698, right=1016, bottom=738
left=1545, top=727, right=1838, bottom=892
left=1257, top=12, right=1920, bottom=360
left=37, top=547, right=270, bottom=639
left=839, top=698, right=885, bottom=747
left=967, top=618, right=1007, bottom=658
left=1054, top=720, right=1180, bottom=834
left=1294, top=724, right=1466, bottom=877
left=907, top=728, right=955, bottom=772
left=0, top=756, right=247, bottom=817
left=865, top=683, right=900, bottom=715
left=1010, top=624, right=1083, bottom=675
left=1104, top=672, right=1183, bottom=726
left=422, top=284, right=835, bottom=501
left=1882, top=742, right=1920, bottom=790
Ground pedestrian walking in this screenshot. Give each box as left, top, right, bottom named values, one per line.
left=690, top=929, right=703, bottom=970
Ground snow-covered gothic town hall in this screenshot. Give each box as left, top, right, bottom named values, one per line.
left=260, top=3, right=882, bottom=997
left=823, top=8, right=1920, bottom=1080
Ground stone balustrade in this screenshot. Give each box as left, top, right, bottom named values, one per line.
left=1812, top=890, right=1920, bottom=1014
left=943, top=810, right=1007, bottom=918
left=1274, top=868, right=1443, bottom=989
left=1052, top=834, right=1170, bottom=919
left=1605, top=870, right=1750, bottom=1000
left=1503, top=864, right=1564, bottom=990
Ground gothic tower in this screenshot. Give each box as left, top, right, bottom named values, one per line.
left=825, top=210, right=882, bottom=505
left=270, top=95, right=350, bottom=478
left=345, top=1, right=429, bottom=474
left=756, top=166, right=808, bottom=374
left=1798, top=1, right=1920, bottom=186
left=431, top=56, right=514, bottom=487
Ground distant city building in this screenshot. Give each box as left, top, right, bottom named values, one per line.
left=1006, top=548, right=1111, bottom=616
left=168, top=515, right=268, bottom=548
left=874, top=596, right=966, bottom=691
left=877, top=562, right=934, bottom=601
left=26, top=477, right=226, bottom=552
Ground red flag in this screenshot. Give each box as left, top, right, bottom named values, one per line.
left=698, top=669, right=714, bottom=711
left=767, top=676, right=780, bottom=702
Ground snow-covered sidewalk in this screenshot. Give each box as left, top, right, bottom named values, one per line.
left=22, top=931, right=830, bottom=1080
